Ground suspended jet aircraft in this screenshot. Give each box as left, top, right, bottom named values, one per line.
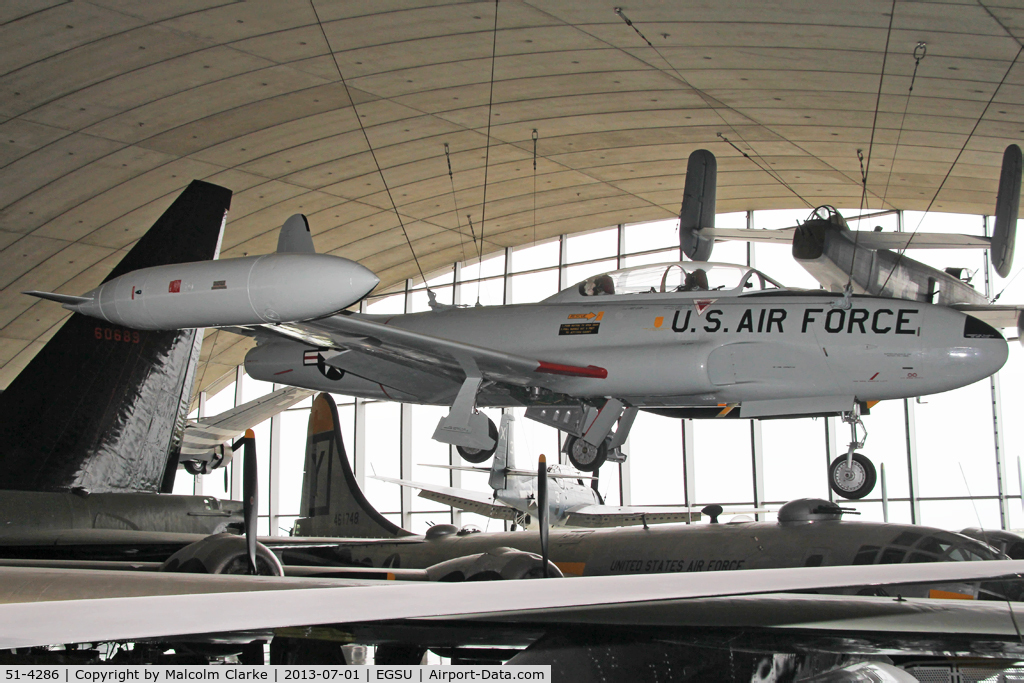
left=27, top=163, right=1014, bottom=502
left=239, top=254, right=1007, bottom=501
left=374, top=413, right=700, bottom=529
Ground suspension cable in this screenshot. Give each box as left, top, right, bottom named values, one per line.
left=847, top=0, right=898, bottom=292
left=477, top=0, right=500, bottom=268
left=532, top=128, right=538, bottom=246
left=310, top=0, right=428, bottom=288
left=880, top=43, right=1024, bottom=293
left=717, top=133, right=811, bottom=207
left=880, top=42, right=927, bottom=209
left=444, top=142, right=471, bottom=264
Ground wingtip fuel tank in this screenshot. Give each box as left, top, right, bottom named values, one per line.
left=27, top=252, right=379, bottom=331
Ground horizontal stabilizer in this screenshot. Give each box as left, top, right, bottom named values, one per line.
left=371, top=475, right=517, bottom=520
left=421, top=463, right=597, bottom=480
left=22, top=291, right=92, bottom=306
left=180, top=386, right=313, bottom=461
left=700, top=227, right=992, bottom=250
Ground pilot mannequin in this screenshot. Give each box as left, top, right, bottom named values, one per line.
left=680, top=268, right=709, bottom=291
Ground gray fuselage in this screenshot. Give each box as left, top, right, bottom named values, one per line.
left=248, top=288, right=1007, bottom=415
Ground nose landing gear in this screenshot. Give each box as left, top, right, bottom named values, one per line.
left=828, top=409, right=877, bottom=500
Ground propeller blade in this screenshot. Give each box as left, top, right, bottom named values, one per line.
left=538, top=454, right=549, bottom=578
left=242, top=429, right=258, bottom=576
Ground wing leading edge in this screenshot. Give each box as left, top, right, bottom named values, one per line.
left=296, top=314, right=607, bottom=391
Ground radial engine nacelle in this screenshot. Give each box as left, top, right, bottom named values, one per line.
left=25, top=215, right=379, bottom=330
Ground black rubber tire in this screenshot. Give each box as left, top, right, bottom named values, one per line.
left=828, top=452, right=877, bottom=500
left=456, top=415, right=499, bottom=463
left=565, top=435, right=607, bottom=472
left=183, top=459, right=207, bottom=476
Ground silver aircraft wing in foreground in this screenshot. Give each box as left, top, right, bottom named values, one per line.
left=3, top=559, right=1024, bottom=650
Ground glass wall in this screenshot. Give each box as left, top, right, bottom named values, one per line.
left=184, top=207, right=1023, bottom=537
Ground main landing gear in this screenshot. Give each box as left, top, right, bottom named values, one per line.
left=526, top=399, right=635, bottom=472
left=828, top=409, right=877, bottom=500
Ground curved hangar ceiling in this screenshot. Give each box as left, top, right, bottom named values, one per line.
left=1, top=0, right=1023, bottom=398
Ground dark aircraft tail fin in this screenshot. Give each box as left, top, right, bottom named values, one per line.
left=0, top=180, right=232, bottom=494
left=991, top=144, right=1021, bottom=278
left=679, top=149, right=717, bottom=261
left=293, top=393, right=411, bottom=538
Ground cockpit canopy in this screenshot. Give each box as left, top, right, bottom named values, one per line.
left=804, top=205, right=850, bottom=230
left=548, top=262, right=785, bottom=302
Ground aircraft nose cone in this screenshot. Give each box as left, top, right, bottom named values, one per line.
left=320, top=256, right=379, bottom=310
left=957, top=314, right=1009, bottom=380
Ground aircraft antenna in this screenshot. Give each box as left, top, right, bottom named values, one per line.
left=309, top=0, right=430, bottom=291
left=444, top=143, right=471, bottom=265
left=879, top=42, right=927, bottom=211
left=879, top=43, right=1024, bottom=294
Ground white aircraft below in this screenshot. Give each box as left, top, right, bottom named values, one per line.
left=373, top=414, right=700, bottom=529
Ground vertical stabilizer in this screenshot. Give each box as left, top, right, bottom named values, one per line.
left=294, top=393, right=411, bottom=538
left=0, top=181, right=231, bottom=494
left=679, top=149, right=717, bottom=261
left=992, top=144, right=1022, bottom=278
left=277, top=214, right=316, bottom=254
left=488, top=414, right=515, bottom=492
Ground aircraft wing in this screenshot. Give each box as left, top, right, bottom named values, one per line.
left=180, top=386, right=313, bottom=461
left=564, top=505, right=700, bottom=527
left=294, top=314, right=608, bottom=391
left=5, top=560, right=1024, bottom=650
left=371, top=476, right=518, bottom=521
left=950, top=304, right=1024, bottom=332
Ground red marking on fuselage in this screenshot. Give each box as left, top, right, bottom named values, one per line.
left=379, top=383, right=395, bottom=400
left=869, top=372, right=879, bottom=380
left=274, top=369, right=294, bottom=375
left=535, top=361, right=608, bottom=379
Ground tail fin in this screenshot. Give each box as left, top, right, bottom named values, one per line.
left=679, top=149, right=717, bottom=261
left=488, top=413, right=515, bottom=492
left=0, top=180, right=231, bottom=494
left=992, top=144, right=1021, bottom=278
left=276, top=214, right=316, bottom=254
left=294, top=393, right=411, bottom=538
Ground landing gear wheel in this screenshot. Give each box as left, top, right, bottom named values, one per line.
left=828, top=452, right=877, bottom=500
left=183, top=460, right=208, bottom=476
left=456, top=416, right=499, bottom=463
left=565, top=436, right=607, bottom=472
